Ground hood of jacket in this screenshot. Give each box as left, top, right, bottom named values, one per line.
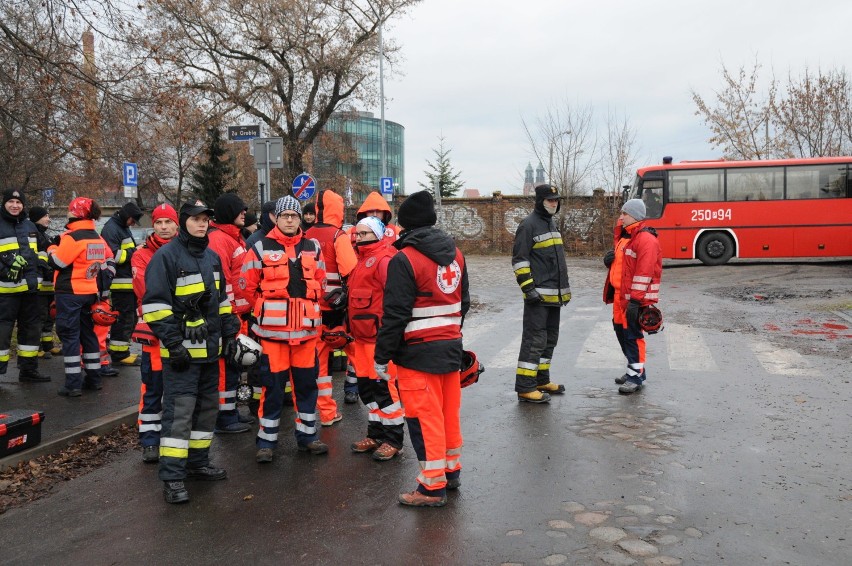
left=395, top=226, right=456, bottom=266
left=356, top=191, right=393, bottom=224
left=316, top=190, right=344, bottom=228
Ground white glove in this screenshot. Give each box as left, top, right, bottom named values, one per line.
left=374, top=362, right=391, bottom=381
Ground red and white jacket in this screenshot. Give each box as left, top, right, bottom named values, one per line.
left=603, top=219, right=662, bottom=311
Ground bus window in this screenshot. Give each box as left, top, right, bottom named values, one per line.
left=727, top=167, right=783, bottom=201
left=640, top=180, right=664, bottom=218
left=668, top=169, right=723, bottom=202
left=787, top=164, right=847, bottom=199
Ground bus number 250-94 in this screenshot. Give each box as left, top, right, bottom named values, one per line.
left=691, top=208, right=732, bottom=222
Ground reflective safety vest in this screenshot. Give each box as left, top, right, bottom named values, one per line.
left=251, top=243, right=323, bottom=343
left=399, top=246, right=464, bottom=345
left=347, top=241, right=396, bottom=342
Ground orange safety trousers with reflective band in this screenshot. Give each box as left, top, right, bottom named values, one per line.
left=350, top=340, right=404, bottom=436
left=315, top=334, right=345, bottom=422
left=396, top=365, right=462, bottom=494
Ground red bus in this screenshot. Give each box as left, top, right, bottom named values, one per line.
left=626, top=156, right=852, bottom=264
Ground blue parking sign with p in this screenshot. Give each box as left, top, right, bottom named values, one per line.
left=123, top=162, right=138, bottom=187
left=380, top=177, right=393, bottom=195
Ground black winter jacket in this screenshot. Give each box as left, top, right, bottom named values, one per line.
left=100, top=213, right=137, bottom=291
left=0, top=209, right=40, bottom=294
left=511, top=209, right=571, bottom=306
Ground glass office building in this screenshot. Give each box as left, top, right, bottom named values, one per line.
left=314, top=111, right=404, bottom=202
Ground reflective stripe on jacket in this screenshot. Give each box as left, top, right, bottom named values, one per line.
left=511, top=209, right=570, bottom=305
left=48, top=219, right=114, bottom=295
left=100, top=214, right=136, bottom=291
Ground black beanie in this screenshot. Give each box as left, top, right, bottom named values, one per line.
left=213, top=193, right=247, bottom=225
left=2, top=188, right=25, bottom=207
left=120, top=201, right=143, bottom=222
left=29, top=206, right=48, bottom=223
left=302, top=202, right=316, bottom=215
left=397, top=191, right=437, bottom=230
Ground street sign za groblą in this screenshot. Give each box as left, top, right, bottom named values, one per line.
left=228, top=125, right=260, bottom=141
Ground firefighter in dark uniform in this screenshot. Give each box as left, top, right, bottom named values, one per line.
left=142, top=201, right=241, bottom=504
left=0, top=189, right=47, bottom=382
left=511, top=184, right=572, bottom=404
left=29, top=206, right=60, bottom=359
left=374, top=191, right=470, bottom=508
left=101, top=201, right=144, bottom=367
left=48, top=197, right=116, bottom=396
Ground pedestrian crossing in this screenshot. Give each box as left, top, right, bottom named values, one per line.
left=465, top=304, right=822, bottom=379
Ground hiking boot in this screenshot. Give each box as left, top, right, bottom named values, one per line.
left=118, top=354, right=140, bottom=366
left=536, top=382, right=565, bottom=394
left=238, top=412, right=255, bottom=424
left=618, top=381, right=644, bottom=395
left=185, top=465, right=227, bottom=481
left=446, top=477, right=461, bottom=490
left=256, top=448, right=274, bottom=463
left=163, top=481, right=189, bottom=504
left=100, top=364, right=119, bottom=377
left=50, top=346, right=62, bottom=355
left=214, top=422, right=251, bottom=434
left=82, top=379, right=103, bottom=391
left=19, top=369, right=51, bottom=382
left=517, top=390, right=551, bottom=403
left=615, top=373, right=629, bottom=385
left=351, top=437, right=381, bottom=453
left=372, top=443, right=402, bottom=461
left=398, top=490, right=447, bottom=508
left=344, top=391, right=359, bottom=404
left=297, top=440, right=329, bottom=455
left=57, top=386, right=82, bottom=397
left=142, top=446, right=159, bottom=463
left=320, top=413, right=343, bottom=427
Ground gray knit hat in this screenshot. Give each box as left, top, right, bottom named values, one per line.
left=621, top=199, right=646, bottom=221
left=275, top=196, right=302, bottom=217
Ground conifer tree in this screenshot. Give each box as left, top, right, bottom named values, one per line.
left=419, top=136, right=464, bottom=198
left=190, top=127, right=234, bottom=206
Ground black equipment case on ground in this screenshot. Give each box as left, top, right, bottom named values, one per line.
left=0, top=410, right=45, bottom=458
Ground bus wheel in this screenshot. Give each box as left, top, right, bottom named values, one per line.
left=696, top=232, right=734, bottom=265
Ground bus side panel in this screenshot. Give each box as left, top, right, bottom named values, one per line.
left=795, top=226, right=852, bottom=257
left=734, top=226, right=794, bottom=258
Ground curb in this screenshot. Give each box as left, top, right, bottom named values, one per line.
left=0, top=405, right=138, bottom=472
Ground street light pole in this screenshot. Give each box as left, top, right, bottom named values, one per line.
left=378, top=16, right=388, bottom=202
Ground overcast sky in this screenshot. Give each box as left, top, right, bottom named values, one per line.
left=376, top=0, right=851, bottom=195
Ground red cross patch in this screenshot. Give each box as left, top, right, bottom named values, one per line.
left=436, top=261, right=461, bottom=294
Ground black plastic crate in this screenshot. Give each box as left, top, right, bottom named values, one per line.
left=0, top=410, right=45, bottom=458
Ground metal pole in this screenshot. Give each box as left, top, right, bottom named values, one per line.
left=379, top=17, right=389, bottom=202
left=265, top=139, right=271, bottom=202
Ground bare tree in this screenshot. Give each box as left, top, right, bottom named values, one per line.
left=597, top=107, right=638, bottom=205
left=141, top=0, right=421, bottom=191
left=691, top=59, right=777, bottom=160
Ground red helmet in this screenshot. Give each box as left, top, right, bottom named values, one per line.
left=639, top=305, right=663, bottom=333
left=460, top=350, right=484, bottom=389
left=321, top=326, right=352, bottom=350
left=49, top=300, right=57, bottom=320
left=91, top=300, right=119, bottom=326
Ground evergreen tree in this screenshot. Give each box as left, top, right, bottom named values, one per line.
left=190, top=127, right=234, bottom=206
left=418, top=136, right=464, bottom=198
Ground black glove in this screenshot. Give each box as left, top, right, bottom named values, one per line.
left=524, top=289, right=542, bottom=305
left=184, top=317, right=208, bottom=343
left=324, top=288, right=347, bottom=311
left=222, top=335, right=239, bottom=368
left=51, top=235, right=61, bottom=246
left=626, top=299, right=642, bottom=336
left=603, top=249, right=615, bottom=268
left=168, top=344, right=191, bottom=372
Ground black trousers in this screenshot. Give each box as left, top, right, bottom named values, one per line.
left=108, top=291, right=137, bottom=361
left=514, top=302, right=561, bottom=393
left=0, top=292, right=41, bottom=374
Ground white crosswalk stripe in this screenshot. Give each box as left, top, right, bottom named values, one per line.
left=749, top=339, right=820, bottom=377
left=576, top=320, right=623, bottom=368
left=665, top=323, right=718, bottom=372
left=487, top=333, right=524, bottom=369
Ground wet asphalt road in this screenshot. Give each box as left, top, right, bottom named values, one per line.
left=1, top=256, right=850, bottom=565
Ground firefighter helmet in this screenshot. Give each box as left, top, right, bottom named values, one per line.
left=91, top=300, right=119, bottom=326
left=321, top=326, right=353, bottom=350
left=460, top=350, right=484, bottom=389
left=231, top=334, right=262, bottom=368
left=638, top=304, right=663, bottom=333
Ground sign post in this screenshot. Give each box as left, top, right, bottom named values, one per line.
left=253, top=137, right=284, bottom=203
left=123, top=162, right=138, bottom=198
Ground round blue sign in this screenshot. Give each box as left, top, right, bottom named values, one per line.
left=292, top=174, right=316, bottom=201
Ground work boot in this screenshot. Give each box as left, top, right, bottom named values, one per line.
left=57, top=386, right=82, bottom=397
left=446, top=477, right=461, bottom=490
left=517, top=390, right=551, bottom=404
left=615, top=373, right=629, bottom=385
left=142, top=446, right=159, bottom=463
left=214, top=421, right=251, bottom=434
left=536, top=382, right=565, bottom=394
left=320, top=413, right=343, bottom=427
left=351, top=437, right=381, bottom=453
left=163, top=481, right=189, bottom=504
left=372, top=443, right=402, bottom=461
left=344, top=391, right=359, bottom=404
left=256, top=448, right=274, bottom=464
left=50, top=346, right=62, bottom=355
left=19, top=369, right=51, bottom=382
left=238, top=412, right=255, bottom=424
left=398, top=489, right=447, bottom=508
left=82, top=379, right=102, bottom=391
left=297, top=440, right=329, bottom=455
left=118, top=354, right=140, bottom=366
left=185, top=465, right=227, bottom=481
left=618, top=381, right=644, bottom=395
left=100, top=364, right=119, bottom=377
